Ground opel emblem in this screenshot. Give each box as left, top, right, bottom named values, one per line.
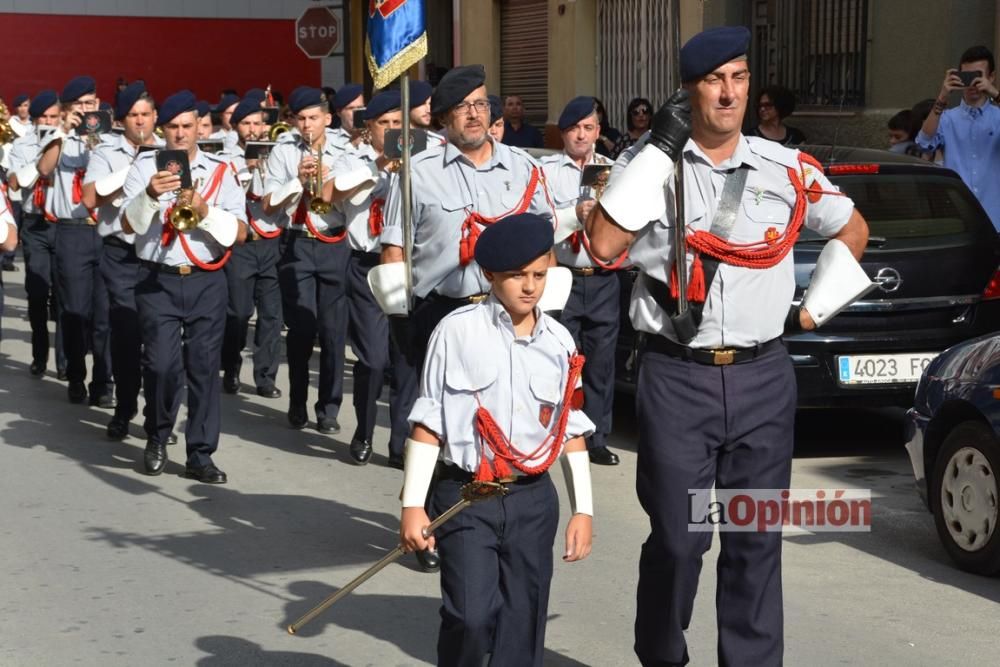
left=874, top=267, right=902, bottom=293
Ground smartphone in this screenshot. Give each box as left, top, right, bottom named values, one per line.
left=244, top=141, right=275, bottom=161
left=155, top=150, right=193, bottom=189
left=77, top=110, right=112, bottom=136
left=957, top=70, right=983, bottom=87
left=352, top=108, right=367, bottom=130
left=383, top=128, right=428, bottom=159
left=262, top=107, right=280, bottom=125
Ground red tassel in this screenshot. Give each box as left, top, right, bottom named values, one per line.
left=669, top=264, right=679, bottom=299
left=492, top=457, right=512, bottom=480
left=368, top=198, right=385, bottom=237
left=569, top=231, right=581, bottom=253
left=474, top=453, right=494, bottom=482
left=72, top=169, right=85, bottom=205
left=686, top=253, right=706, bottom=303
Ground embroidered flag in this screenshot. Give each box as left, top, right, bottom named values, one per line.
left=366, top=0, right=428, bottom=89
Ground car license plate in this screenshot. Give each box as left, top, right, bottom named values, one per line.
left=836, top=353, right=938, bottom=386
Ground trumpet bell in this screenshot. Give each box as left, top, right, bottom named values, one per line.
left=309, top=197, right=332, bottom=215
left=170, top=205, right=200, bottom=232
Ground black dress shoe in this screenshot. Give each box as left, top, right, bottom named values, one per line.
left=349, top=438, right=373, bottom=465
left=29, top=361, right=45, bottom=377
left=166, top=432, right=179, bottom=446
left=288, top=404, right=308, bottom=430
left=68, top=382, right=88, bottom=404
left=91, top=393, right=117, bottom=409
left=387, top=454, right=405, bottom=470
left=184, top=462, right=228, bottom=484
left=316, top=417, right=341, bottom=435
left=256, top=385, right=282, bottom=399
left=2, top=262, right=18, bottom=272
left=57, top=369, right=68, bottom=381
left=416, top=548, right=441, bottom=573
left=588, top=446, right=620, bottom=466
left=143, top=441, right=167, bottom=475
left=222, top=373, right=240, bottom=394
left=106, top=416, right=129, bottom=441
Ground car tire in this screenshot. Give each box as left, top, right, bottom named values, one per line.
left=931, top=420, right=1000, bottom=575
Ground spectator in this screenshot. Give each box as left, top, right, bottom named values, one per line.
left=746, top=85, right=806, bottom=146
left=909, top=98, right=943, bottom=163
left=887, top=109, right=915, bottom=154
left=501, top=94, right=543, bottom=148
left=612, top=96, right=653, bottom=158
left=916, top=45, right=1000, bottom=230
left=593, top=97, right=621, bottom=158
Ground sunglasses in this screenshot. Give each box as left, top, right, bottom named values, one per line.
left=631, top=107, right=651, bottom=115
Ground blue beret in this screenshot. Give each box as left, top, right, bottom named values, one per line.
left=157, top=90, right=197, bottom=126
left=60, top=75, right=96, bottom=103
left=474, top=213, right=554, bottom=272
left=431, top=65, right=486, bottom=116
left=332, top=83, right=364, bottom=110
left=230, top=97, right=263, bottom=126
left=12, top=94, right=29, bottom=108
left=364, top=90, right=401, bottom=120
left=29, top=90, right=58, bottom=119
left=99, top=101, right=112, bottom=112
left=680, top=26, right=751, bottom=83
left=244, top=88, right=266, bottom=102
left=115, top=81, right=147, bottom=120
left=558, top=96, right=597, bottom=131
left=196, top=100, right=211, bottom=118
left=409, top=80, right=433, bottom=107
left=488, top=94, right=502, bottom=124
left=288, top=86, right=327, bottom=114
left=213, top=93, right=239, bottom=114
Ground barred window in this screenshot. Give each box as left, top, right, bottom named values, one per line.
left=752, top=0, right=869, bottom=107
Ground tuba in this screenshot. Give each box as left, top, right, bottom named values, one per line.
left=305, top=132, right=332, bottom=215
left=268, top=121, right=291, bottom=141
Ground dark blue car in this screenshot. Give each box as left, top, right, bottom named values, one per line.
left=905, top=333, right=1000, bottom=575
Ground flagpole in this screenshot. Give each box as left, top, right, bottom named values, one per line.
left=400, top=72, right=414, bottom=311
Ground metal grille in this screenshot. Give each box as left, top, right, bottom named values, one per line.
left=596, top=0, right=679, bottom=133
left=500, top=0, right=549, bottom=125
left=754, top=0, right=869, bottom=107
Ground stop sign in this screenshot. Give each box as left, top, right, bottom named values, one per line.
left=296, top=6, right=341, bottom=59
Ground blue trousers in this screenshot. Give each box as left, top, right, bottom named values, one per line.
left=558, top=270, right=620, bottom=449
left=346, top=251, right=390, bottom=444
left=222, top=236, right=282, bottom=389
left=100, top=238, right=142, bottom=419
left=135, top=265, right=227, bottom=467
left=20, top=214, right=65, bottom=371
left=634, top=342, right=795, bottom=667
left=278, top=234, right=349, bottom=420
left=432, top=473, right=559, bottom=667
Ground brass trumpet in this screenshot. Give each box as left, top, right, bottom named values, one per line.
left=0, top=118, right=14, bottom=144
left=268, top=121, right=291, bottom=141
left=305, top=132, right=332, bottom=215
left=170, top=189, right=201, bottom=231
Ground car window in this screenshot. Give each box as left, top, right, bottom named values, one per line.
left=799, top=174, right=987, bottom=241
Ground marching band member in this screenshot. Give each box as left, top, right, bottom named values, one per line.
left=330, top=83, right=365, bottom=149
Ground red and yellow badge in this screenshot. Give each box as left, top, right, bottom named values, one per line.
left=764, top=226, right=780, bottom=245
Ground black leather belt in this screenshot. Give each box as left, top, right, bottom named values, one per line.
left=103, top=235, right=132, bottom=249
left=139, top=259, right=217, bottom=276
left=561, top=265, right=612, bottom=277
left=285, top=226, right=345, bottom=239
left=59, top=217, right=97, bottom=226
left=645, top=335, right=783, bottom=366
left=437, top=463, right=548, bottom=486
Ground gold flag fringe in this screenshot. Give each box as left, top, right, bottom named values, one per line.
left=366, top=32, right=429, bottom=89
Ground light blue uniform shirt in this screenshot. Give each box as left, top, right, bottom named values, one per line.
left=619, top=134, right=855, bottom=349
left=381, top=138, right=554, bottom=299
left=330, top=143, right=392, bottom=253
left=540, top=150, right=613, bottom=268
left=46, top=133, right=96, bottom=220
left=84, top=133, right=165, bottom=241
left=262, top=128, right=346, bottom=232
left=121, top=149, right=245, bottom=266
left=409, top=295, right=594, bottom=472
left=916, top=98, right=1000, bottom=231
left=222, top=144, right=283, bottom=234
left=7, top=130, right=47, bottom=216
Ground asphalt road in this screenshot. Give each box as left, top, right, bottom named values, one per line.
left=1, top=263, right=997, bottom=666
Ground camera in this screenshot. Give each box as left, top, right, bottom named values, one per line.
left=957, top=70, right=983, bottom=87
left=352, top=108, right=367, bottom=131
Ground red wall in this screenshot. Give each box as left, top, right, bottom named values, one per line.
left=0, top=13, right=322, bottom=104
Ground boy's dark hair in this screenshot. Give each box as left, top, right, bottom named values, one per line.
left=960, top=45, right=995, bottom=74
left=888, top=109, right=912, bottom=132
left=758, top=85, right=797, bottom=119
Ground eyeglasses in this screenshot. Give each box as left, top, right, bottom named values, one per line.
left=631, top=107, right=651, bottom=116
left=453, top=99, right=490, bottom=115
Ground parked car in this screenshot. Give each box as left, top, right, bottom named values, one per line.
left=905, top=333, right=1000, bottom=575
left=615, top=146, right=1000, bottom=408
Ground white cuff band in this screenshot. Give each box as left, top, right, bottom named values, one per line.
left=272, top=178, right=304, bottom=208
left=335, top=165, right=377, bottom=192
left=401, top=438, right=439, bottom=507
left=553, top=205, right=582, bottom=244
left=199, top=206, right=239, bottom=247
left=41, top=127, right=68, bottom=150
left=14, top=164, right=39, bottom=189
left=124, top=189, right=159, bottom=235
left=561, top=450, right=593, bottom=516
left=0, top=221, right=10, bottom=245
left=95, top=169, right=129, bottom=197
left=538, top=266, right=573, bottom=313
left=599, top=144, right=674, bottom=232
left=801, top=238, right=876, bottom=327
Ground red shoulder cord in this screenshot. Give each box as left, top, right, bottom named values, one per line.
left=459, top=166, right=541, bottom=267
left=292, top=194, right=348, bottom=244
left=472, top=353, right=586, bottom=483
left=670, top=152, right=844, bottom=303
left=368, top=197, right=386, bottom=237
left=245, top=193, right=281, bottom=239
left=72, top=168, right=99, bottom=222
left=33, top=177, right=58, bottom=222
left=162, top=163, right=232, bottom=271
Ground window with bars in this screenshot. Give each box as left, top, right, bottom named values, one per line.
left=752, top=0, right=869, bottom=107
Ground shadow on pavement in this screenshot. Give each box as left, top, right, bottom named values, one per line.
left=194, top=635, right=349, bottom=666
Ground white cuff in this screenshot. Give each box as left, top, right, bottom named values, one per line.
left=14, top=164, right=39, bottom=189
left=367, top=261, right=410, bottom=316
left=124, top=190, right=160, bottom=235
left=599, top=145, right=674, bottom=232
left=198, top=206, right=239, bottom=247
left=335, top=165, right=377, bottom=192
left=95, top=169, right=129, bottom=197
left=553, top=205, right=582, bottom=244
left=801, top=238, right=876, bottom=326
left=561, top=450, right=593, bottom=516
left=272, top=178, right=304, bottom=207
left=0, top=221, right=9, bottom=245
left=401, top=438, right=440, bottom=507
left=41, top=127, right=68, bottom=150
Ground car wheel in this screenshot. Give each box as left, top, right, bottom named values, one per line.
left=931, top=420, right=1000, bottom=575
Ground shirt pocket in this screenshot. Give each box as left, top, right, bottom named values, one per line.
left=741, top=193, right=790, bottom=227
left=529, top=374, right=561, bottom=407
left=444, top=361, right=498, bottom=394
left=438, top=189, right=472, bottom=215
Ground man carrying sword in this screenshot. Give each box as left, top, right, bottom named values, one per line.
left=587, top=27, right=870, bottom=666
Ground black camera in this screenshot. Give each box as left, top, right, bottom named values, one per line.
left=957, top=70, right=983, bottom=87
